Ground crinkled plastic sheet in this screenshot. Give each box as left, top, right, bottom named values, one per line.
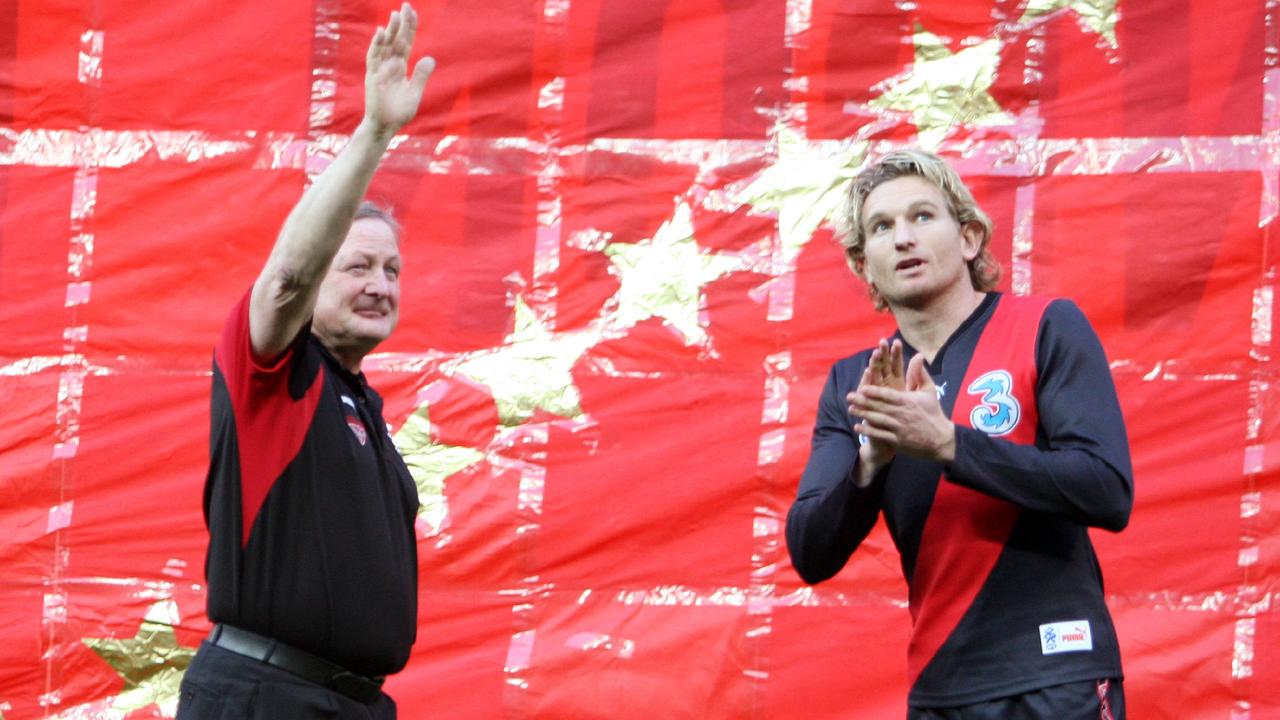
left=1, top=0, right=1277, bottom=718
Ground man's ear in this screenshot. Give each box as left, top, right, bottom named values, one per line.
left=959, top=221, right=983, bottom=262
left=853, top=255, right=866, bottom=276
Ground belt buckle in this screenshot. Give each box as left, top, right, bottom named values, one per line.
left=328, top=671, right=383, bottom=704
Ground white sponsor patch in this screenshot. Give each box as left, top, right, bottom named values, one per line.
left=1039, top=620, right=1093, bottom=655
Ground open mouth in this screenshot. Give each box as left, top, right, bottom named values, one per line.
left=896, top=258, right=925, bottom=271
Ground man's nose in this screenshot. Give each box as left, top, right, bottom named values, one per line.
left=893, top=219, right=914, bottom=249
left=365, top=272, right=390, bottom=296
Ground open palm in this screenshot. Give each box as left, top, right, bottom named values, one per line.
left=364, top=3, right=435, bottom=134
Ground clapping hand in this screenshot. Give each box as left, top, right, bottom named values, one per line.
left=849, top=349, right=956, bottom=466
left=847, top=338, right=904, bottom=484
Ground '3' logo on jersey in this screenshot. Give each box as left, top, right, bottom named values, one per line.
left=966, top=370, right=1021, bottom=436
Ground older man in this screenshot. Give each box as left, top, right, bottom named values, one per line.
left=178, top=5, right=434, bottom=718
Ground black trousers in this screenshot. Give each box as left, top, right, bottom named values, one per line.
left=176, top=642, right=398, bottom=720
left=909, top=678, right=1125, bottom=720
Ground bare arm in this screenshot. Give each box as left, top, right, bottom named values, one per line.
left=249, top=3, right=435, bottom=360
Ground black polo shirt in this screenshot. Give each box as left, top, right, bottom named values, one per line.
left=203, top=290, right=419, bottom=677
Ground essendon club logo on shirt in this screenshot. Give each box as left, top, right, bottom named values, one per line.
left=346, top=416, right=368, bottom=445
left=341, top=394, right=368, bottom=446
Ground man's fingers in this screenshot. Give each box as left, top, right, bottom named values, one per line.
left=386, top=10, right=401, bottom=44
left=866, top=338, right=905, bottom=390
left=411, top=56, right=436, bottom=93
left=870, top=338, right=900, bottom=387
left=848, top=392, right=895, bottom=422
left=371, top=4, right=420, bottom=65
left=390, top=4, right=418, bottom=57
left=849, top=374, right=891, bottom=407
left=859, top=409, right=896, bottom=428
left=402, top=3, right=418, bottom=39
left=906, top=353, right=932, bottom=391
left=853, top=384, right=899, bottom=402
left=363, top=4, right=432, bottom=131
left=854, top=420, right=897, bottom=444
left=366, top=26, right=385, bottom=66
left=853, top=367, right=883, bottom=396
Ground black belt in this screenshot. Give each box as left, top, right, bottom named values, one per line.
left=208, top=624, right=385, bottom=703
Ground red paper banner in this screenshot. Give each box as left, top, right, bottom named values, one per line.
left=1, top=1, right=1277, bottom=718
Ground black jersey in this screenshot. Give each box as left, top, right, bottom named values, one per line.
left=786, top=293, right=1133, bottom=708
left=202, top=290, right=420, bottom=677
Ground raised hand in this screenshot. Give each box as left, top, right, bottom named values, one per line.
left=364, top=3, right=436, bottom=135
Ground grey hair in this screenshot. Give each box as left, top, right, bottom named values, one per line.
left=354, top=201, right=402, bottom=242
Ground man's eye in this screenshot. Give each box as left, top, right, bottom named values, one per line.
left=914, top=211, right=932, bottom=222
left=872, top=221, right=890, bottom=234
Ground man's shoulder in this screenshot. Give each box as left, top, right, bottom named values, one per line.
left=991, top=292, right=1062, bottom=313
left=1003, top=295, right=1096, bottom=341
left=995, top=293, right=1083, bottom=316
left=987, top=294, right=1098, bottom=344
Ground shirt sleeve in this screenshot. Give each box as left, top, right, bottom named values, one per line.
left=215, top=287, right=309, bottom=402
left=785, top=361, right=888, bottom=584
left=213, top=288, right=324, bottom=549
left=945, top=299, right=1134, bottom=531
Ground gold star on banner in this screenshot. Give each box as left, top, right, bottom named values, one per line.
left=394, top=407, right=485, bottom=534
left=74, top=601, right=195, bottom=719
left=451, top=297, right=598, bottom=426
left=1021, top=0, right=1119, bottom=47
left=870, top=25, right=1014, bottom=149
left=732, top=124, right=869, bottom=262
left=602, top=200, right=744, bottom=346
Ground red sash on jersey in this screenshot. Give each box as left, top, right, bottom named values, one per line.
left=906, top=295, right=1053, bottom=684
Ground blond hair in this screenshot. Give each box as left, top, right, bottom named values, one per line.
left=841, top=149, right=1000, bottom=310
